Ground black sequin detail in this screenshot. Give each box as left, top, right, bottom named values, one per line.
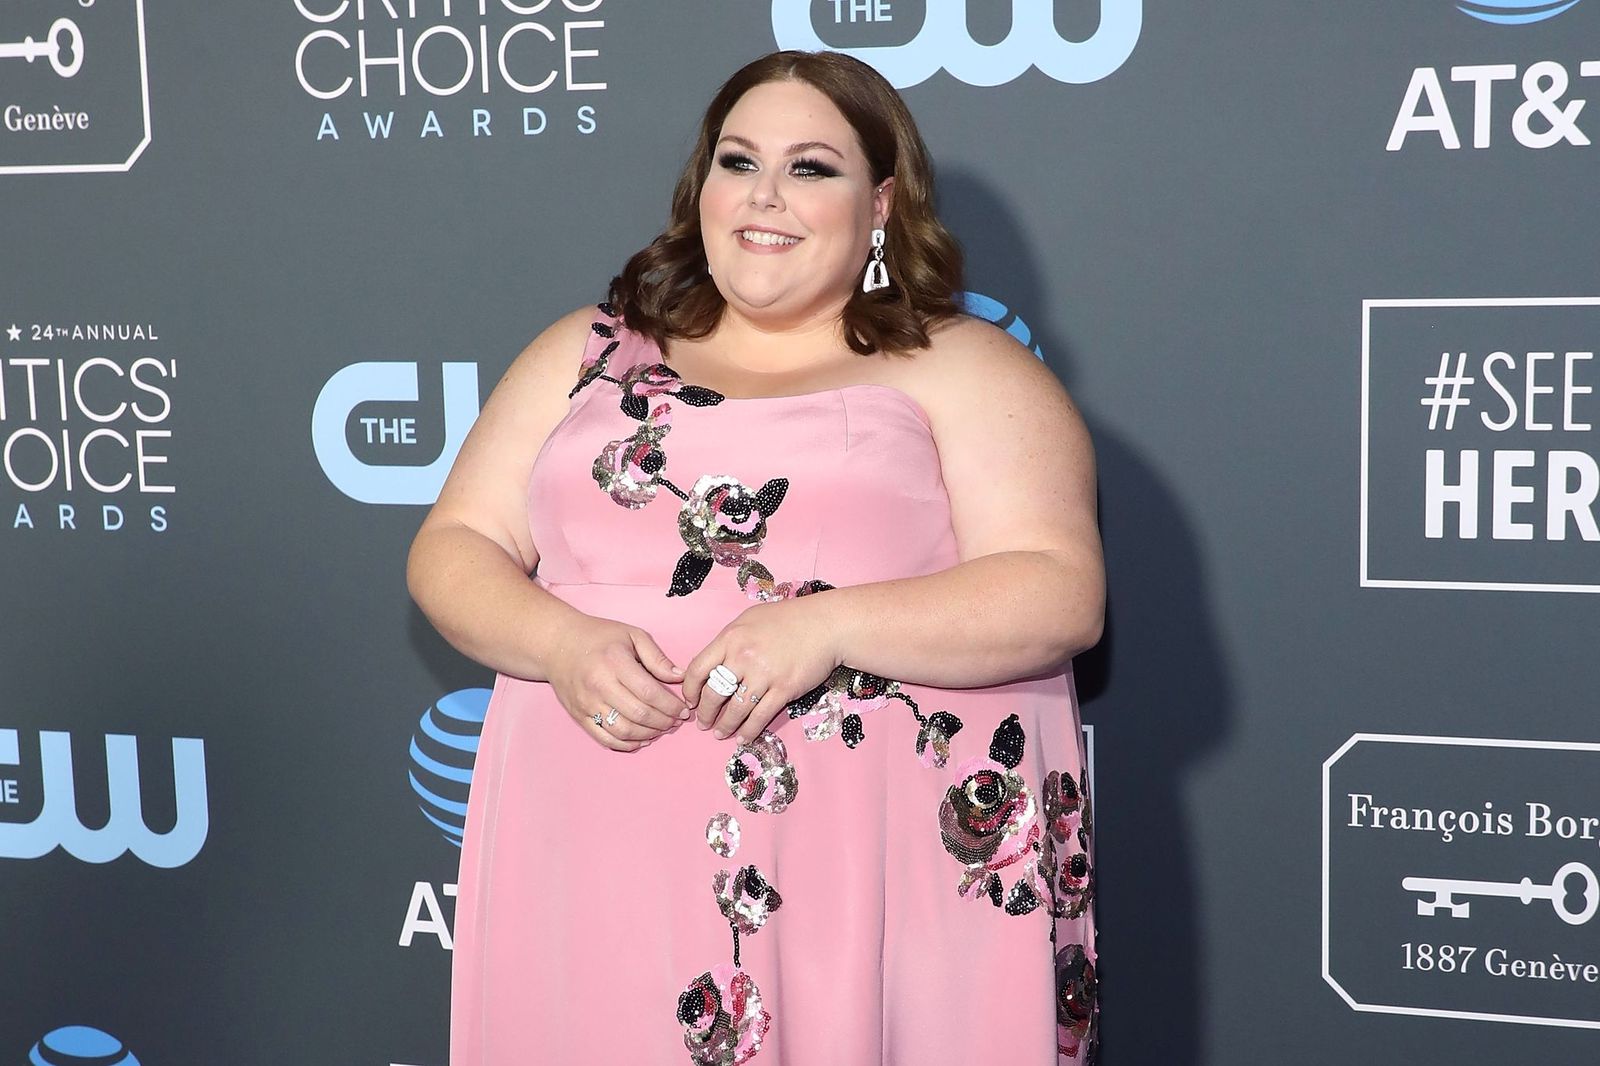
left=597, top=301, right=617, bottom=318
left=1004, top=877, right=1042, bottom=916
left=751, top=478, right=788, bottom=516
left=669, top=552, right=714, bottom=598
left=986, top=873, right=1004, bottom=907
left=676, top=385, right=726, bottom=407
left=841, top=714, right=864, bottom=748
left=988, top=714, right=1026, bottom=770
left=591, top=321, right=616, bottom=339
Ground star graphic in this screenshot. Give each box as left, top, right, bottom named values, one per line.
left=4, top=323, right=19, bottom=342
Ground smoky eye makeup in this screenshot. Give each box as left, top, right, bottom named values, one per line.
left=717, top=151, right=757, bottom=171
left=789, top=156, right=841, bottom=178
left=714, top=151, right=842, bottom=179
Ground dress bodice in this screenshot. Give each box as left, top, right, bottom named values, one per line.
left=526, top=305, right=960, bottom=596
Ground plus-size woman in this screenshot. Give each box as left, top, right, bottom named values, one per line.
left=408, top=50, right=1104, bottom=1066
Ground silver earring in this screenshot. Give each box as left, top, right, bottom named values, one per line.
left=862, top=227, right=889, bottom=293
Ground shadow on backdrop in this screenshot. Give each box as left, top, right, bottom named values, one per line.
left=944, top=168, right=1236, bottom=1065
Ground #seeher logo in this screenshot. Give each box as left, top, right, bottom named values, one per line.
left=408, top=688, right=489, bottom=846
left=29, top=1026, right=140, bottom=1066
left=1455, top=0, right=1584, bottom=24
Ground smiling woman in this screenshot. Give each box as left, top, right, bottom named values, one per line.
left=408, top=49, right=1104, bottom=1066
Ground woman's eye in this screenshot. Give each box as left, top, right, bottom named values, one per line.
left=717, top=152, right=757, bottom=172
left=790, top=157, right=840, bottom=179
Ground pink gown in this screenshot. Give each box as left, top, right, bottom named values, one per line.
left=450, top=304, right=1098, bottom=1066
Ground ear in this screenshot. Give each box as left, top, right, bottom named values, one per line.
left=872, top=177, right=895, bottom=230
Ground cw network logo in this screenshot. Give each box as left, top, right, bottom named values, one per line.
left=772, top=0, right=1141, bottom=87
left=312, top=361, right=479, bottom=505
left=0, top=727, right=208, bottom=868
left=1456, top=0, right=1584, bottom=24
left=29, top=1026, right=140, bottom=1066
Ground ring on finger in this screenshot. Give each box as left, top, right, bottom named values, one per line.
left=605, top=707, right=621, bottom=726
left=749, top=692, right=762, bottom=706
left=707, top=665, right=739, bottom=698
left=734, top=682, right=748, bottom=703
left=591, top=712, right=604, bottom=727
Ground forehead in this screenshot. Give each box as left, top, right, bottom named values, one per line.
left=720, top=79, right=862, bottom=157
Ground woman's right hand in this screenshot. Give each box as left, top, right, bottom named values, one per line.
left=545, top=615, right=692, bottom=752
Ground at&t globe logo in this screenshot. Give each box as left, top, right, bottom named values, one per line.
left=1455, top=0, right=1584, bottom=24
left=29, top=1027, right=140, bottom=1066
left=408, top=688, right=489, bottom=846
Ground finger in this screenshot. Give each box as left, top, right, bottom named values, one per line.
left=680, top=635, right=729, bottom=710
left=629, top=628, right=686, bottom=688
left=613, top=668, right=687, bottom=728
left=732, top=691, right=787, bottom=746
left=580, top=711, right=644, bottom=752
left=596, top=687, right=670, bottom=742
left=711, top=679, right=764, bottom=740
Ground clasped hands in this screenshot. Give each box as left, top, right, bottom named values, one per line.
left=549, top=594, right=843, bottom=752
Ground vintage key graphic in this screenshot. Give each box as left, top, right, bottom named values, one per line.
left=0, top=17, right=84, bottom=78
left=1402, top=861, right=1600, bottom=926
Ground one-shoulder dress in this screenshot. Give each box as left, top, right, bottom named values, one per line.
left=450, top=304, right=1098, bottom=1065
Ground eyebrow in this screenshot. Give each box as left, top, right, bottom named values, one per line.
left=716, top=134, right=845, bottom=159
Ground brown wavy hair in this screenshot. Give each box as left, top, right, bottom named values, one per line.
left=609, top=50, right=965, bottom=357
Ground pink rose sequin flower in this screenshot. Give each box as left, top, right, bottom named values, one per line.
left=591, top=401, right=672, bottom=508
left=1041, top=768, right=1095, bottom=920
left=939, top=716, right=1043, bottom=910
left=725, top=734, right=798, bottom=815
left=1055, top=943, right=1099, bottom=1059
left=676, top=964, right=771, bottom=1066
left=615, top=362, right=725, bottom=420
left=671, top=474, right=788, bottom=596
left=712, top=865, right=783, bottom=936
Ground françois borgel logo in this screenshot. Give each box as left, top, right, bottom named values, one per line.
left=312, top=360, right=479, bottom=505
left=1387, top=3, right=1597, bottom=151
left=1361, top=298, right=1600, bottom=594
left=0, top=726, right=208, bottom=868
left=771, top=0, right=1141, bottom=88
left=0, top=0, right=152, bottom=175
left=292, top=0, right=609, bottom=145
left=1324, top=734, right=1600, bottom=1029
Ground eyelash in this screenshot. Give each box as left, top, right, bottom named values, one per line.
left=716, top=152, right=840, bottom=179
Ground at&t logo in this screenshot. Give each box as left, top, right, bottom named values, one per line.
left=400, top=688, right=488, bottom=951
left=1456, top=0, right=1584, bottom=24
left=0, top=727, right=208, bottom=868
left=311, top=361, right=479, bottom=505
left=29, top=1026, right=140, bottom=1066
left=771, top=0, right=1141, bottom=88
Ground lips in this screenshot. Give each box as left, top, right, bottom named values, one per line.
left=736, top=228, right=802, bottom=248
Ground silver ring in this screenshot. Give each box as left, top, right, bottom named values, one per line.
left=734, top=682, right=748, bottom=703
left=606, top=707, right=621, bottom=726
left=591, top=712, right=604, bottom=727
left=707, top=664, right=739, bottom=697
left=750, top=692, right=762, bottom=705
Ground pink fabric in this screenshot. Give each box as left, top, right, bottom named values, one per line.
left=451, top=310, right=1097, bottom=1065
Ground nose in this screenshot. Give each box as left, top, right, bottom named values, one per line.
left=749, top=171, right=783, bottom=211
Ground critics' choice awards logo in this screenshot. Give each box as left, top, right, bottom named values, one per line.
left=0, top=0, right=151, bottom=175
left=1324, top=734, right=1600, bottom=1030
left=771, top=0, right=1140, bottom=88
left=1361, top=298, right=1600, bottom=593
left=1388, top=3, right=1597, bottom=151
left=292, top=0, right=608, bottom=145
left=1, top=323, right=176, bottom=533
left=0, top=726, right=209, bottom=868
left=400, top=688, right=487, bottom=952
left=29, top=1026, right=141, bottom=1066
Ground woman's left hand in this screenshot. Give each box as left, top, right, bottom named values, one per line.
left=682, top=595, right=844, bottom=743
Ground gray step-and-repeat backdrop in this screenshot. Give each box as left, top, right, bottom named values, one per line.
left=4, top=1, right=1598, bottom=1062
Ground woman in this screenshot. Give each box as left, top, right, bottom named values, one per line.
left=408, top=50, right=1103, bottom=1066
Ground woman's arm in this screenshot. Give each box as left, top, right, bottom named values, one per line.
left=406, top=307, right=596, bottom=681
left=811, top=317, right=1104, bottom=687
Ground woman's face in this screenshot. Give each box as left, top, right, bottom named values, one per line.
left=699, top=78, right=893, bottom=329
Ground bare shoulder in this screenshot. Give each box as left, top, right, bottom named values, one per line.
left=500, top=303, right=602, bottom=389
left=905, top=314, right=1081, bottom=429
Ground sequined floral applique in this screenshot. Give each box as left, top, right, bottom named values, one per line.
left=617, top=362, right=726, bottom=419
left=725, top=734, right=798, bottom=815
left=938, top=715, right=1044, bottom=913
left=1040, top=768, right=1095, bottom=921
left=1055, top=943, right=1099, bottom=1061
left=592, top=400, right=673, bottom=508
left=713, top=865, right=783, bottom=936
left=784, top=661, right=965, bottom=769
left=672, top=474, right=789, bottom=597
left=677, top=964, right=772, bottom=1066
left=706, top=813, right=742, bottom=858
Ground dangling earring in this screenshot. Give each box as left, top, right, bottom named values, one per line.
left=862, top=227, right=889, bottom=293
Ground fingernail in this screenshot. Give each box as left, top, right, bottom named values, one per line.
left=713, top=729, right=729, bottom=739
left=678, top=708, right=691, bottom=720
left=697, top=720, right=710, bottom=731
left=671, top=665, right=684, bottom=675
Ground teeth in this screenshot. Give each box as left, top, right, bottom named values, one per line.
left=740, top=230, right=800, bottom=246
